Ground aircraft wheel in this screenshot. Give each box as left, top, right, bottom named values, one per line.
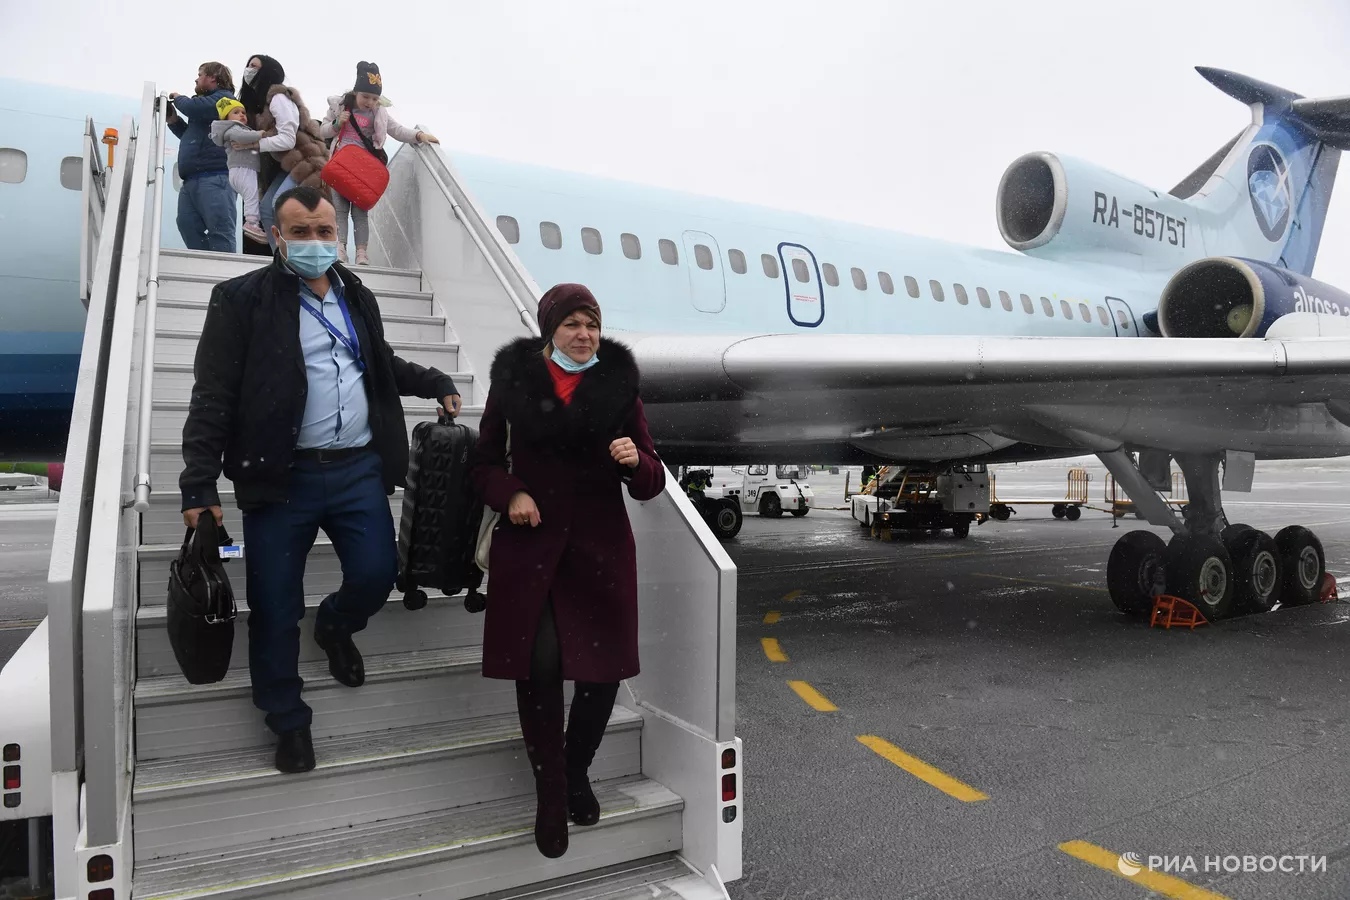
left=952, top=519, right=970, bottom=539
left=1221, top=523, right=1255, bottom=547
left=1229, top=529, right=1281, bottom=614
left=1108, top=531, right=1167, bottom=616
left=1051, top=504, right=1066, bottom=519
left=1275, top=526, right=1325, bottom=606
left=760, top=493, right=783, bottom=518
left=1165, top=534, right=1234, bottom=619
left=712, top=500, right=743, bottom=540
left=1064, top=505, right=1082, bottom=522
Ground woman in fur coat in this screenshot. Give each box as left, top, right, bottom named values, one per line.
left=470, top=283, right=665, bottom=859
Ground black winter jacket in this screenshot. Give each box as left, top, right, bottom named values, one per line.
left=180, top=258, right=459, bottom=512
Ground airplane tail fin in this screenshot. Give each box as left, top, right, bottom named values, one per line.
left=1173, top=67, right=1347, bottom=275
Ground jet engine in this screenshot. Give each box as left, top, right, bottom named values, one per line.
left=1157, top=257, right=1350, bottom=338
left=996, top=152, right=1193, bottom=268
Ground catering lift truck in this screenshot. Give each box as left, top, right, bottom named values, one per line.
left=851, top=465, right=991, bottom=538
left=714, top=465, right=815, bottom=518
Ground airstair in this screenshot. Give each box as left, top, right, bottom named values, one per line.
left=36, top=85, right=739, bottom=900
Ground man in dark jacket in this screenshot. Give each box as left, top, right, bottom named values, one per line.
left=167, top=62, right=237, bottom=253
left=180, top=185, right=462, bottom=773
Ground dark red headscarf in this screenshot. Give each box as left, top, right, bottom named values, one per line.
left=538, top=283, right=601, bottom=342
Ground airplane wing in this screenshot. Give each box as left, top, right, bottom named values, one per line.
left=628, top=332, right=1350, bottom=463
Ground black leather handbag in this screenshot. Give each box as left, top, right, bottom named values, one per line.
left=165, top=514, right=237, bottom=684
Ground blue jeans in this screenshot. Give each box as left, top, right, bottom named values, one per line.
left=259, top=170, right=299, bottom=250
left=241, top=450, right=398, bottom=734
left=177, top=171, right=237, bottom=253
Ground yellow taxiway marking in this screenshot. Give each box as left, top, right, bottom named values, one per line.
left=857, top=735, right=988, bottom=802
left=0, top=620, right=41, bottom=632
left=971, top=573, right=1110, bottom=594
left=761, top=638, right=789, bottom=662
left=763, top=611, right=782, bottom=625
left=1058, top=841, right=1230, bottom=899
left=788, top=680, right=837, bottom=711
left=781, top=589, right=803, bottom=601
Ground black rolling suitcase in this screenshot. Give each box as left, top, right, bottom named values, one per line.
left=397, top=413, right=487, bottom=612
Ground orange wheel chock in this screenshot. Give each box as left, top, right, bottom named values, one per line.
left=1320, top=573, right=1339, bottom=604
left=1150, top=594, right=1208, bottom=630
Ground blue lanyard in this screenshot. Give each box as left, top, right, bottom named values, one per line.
left=299, top=292, right=365, bottom=370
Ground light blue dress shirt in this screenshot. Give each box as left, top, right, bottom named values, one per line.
left=295, top=276, right=373, bottom=450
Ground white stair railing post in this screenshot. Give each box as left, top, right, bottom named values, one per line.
left=132, top=92, right=170, bottom=513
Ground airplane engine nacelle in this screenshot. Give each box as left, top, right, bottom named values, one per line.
left=1158, top=256, right=1350, bottom=338
left=996, top=152, right=1193, bottom=267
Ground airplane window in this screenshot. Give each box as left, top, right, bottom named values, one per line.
left=977, top=287, right=991, bottom=309
left=878, top=272, right=894, bottom=295
left=762, top=254, right=780, bottom=278
left=622, top=233, right=642, bottom=260
left=660, top=239, right=679, bottom=265
left=1060, top=299, right=1073, bottom=319
left=1078, top=302, right=1091, bottom=322
left=496, top=215, right=520, bottom=244
left=822, top=263, right=839, bottom=287
left=905, top=276, right=920, bottom=298
left=1042, top=297, right=1055, bottom=317
left=851, top=268, right=867, bottom=290
left=1000, top=290, right=1013, bottom=311
left=1097, top=306, right=1110, bottom=327
left=954, top=284, right=969, bottom=305
left=728, top=248, right=746, bottom=273
left=696, top=244, right=715, bottom=270
left=930, top=280, right=945, bottom=302
left=1117, top=310, right=1130, bottom=329
left=792, top=258, right=810, bottom=282
left=540, top=221, right=562, bottom=250
left=60, top=156, right=82, bottom=191
left=1020, top=293, right=1034, bottom=314
left=582, top=227, right=603, bottom=255
left=0, top=148, right=27, bottom=184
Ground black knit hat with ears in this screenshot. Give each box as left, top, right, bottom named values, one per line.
left=353, top=61, right=383, bottom=96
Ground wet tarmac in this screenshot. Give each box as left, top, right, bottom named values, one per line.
left=727, top=461, right=1350, bottom=900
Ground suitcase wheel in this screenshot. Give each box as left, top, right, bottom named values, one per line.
left=403, top=589, right=428, bottom=611
left=464, top=591, right=486, bottom=614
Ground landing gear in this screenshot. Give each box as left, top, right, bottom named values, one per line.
left=1107, top=531, right=1167, bottom=616
left=1101, top=451, right=1326, bottom=619
left=1275, top=526, right=1325, bottom=606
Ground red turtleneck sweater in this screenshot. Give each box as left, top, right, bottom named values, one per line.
left=547, top=359, right=584, bottom=405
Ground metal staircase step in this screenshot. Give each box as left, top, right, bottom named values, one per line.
left=133, top=707, right=644, bottom=862
left=157, top=298, right=448, bottom=343
left=131, top=777, right=682, bottom=900
left=148, top=360, right=472, bottom=403
left=481, top=857, right=725, bottom=900
left=146, top=398, right=479, bottom=445
left=151, top=330, right=462, bottom=373
left=135, top=587, right=485, bottom=677
left=158, top=248, right=422, bottom=292
left=138, top=488, right=406, bottom=545
left=135, top=647, right=512, bottom=760
left=157, top=273, right=438, bottom=317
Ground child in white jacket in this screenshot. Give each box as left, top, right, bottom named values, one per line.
left=209, top=98, right=267, bottom=243
left=320, top=61, right=438, bottom=264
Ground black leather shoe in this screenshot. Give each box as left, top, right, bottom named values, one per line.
left=275, top=727, right=315, bottom=774
left=315, top=631, right=365, bottom=687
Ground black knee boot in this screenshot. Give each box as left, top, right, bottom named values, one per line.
left=515, top=679, right=569, bottom=858
left=565, top=681, right=619, bottom=826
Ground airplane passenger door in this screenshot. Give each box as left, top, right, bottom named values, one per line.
left=1106, top=297, right=1139, bottom=337
left=682, top=231, right=726, bottom=313
left=778, top=242, right=824, bottom=328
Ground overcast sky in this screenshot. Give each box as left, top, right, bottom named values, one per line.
left=7, top=0, right=1350, bottom=284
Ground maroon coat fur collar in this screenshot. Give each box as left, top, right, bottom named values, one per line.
left=488, top=337, right=640, bottom=449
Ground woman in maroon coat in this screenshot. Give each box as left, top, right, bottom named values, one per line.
left=470, top=284, right=665, bottom=859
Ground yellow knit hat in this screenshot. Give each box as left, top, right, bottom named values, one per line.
left=215, top=97, right=245, bottom=120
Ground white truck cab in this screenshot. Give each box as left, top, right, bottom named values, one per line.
left=717, top=465, right=815, bottom=518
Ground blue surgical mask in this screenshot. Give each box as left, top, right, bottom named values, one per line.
left=551, top=345, right=599, bottom=373
left=281, top=238, right=338, bottom=279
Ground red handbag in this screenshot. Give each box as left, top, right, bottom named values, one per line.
left=321, top=143, right=389, bottom=211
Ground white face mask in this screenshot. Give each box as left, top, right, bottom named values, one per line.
left=242, top=66, right=259, bottom=85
